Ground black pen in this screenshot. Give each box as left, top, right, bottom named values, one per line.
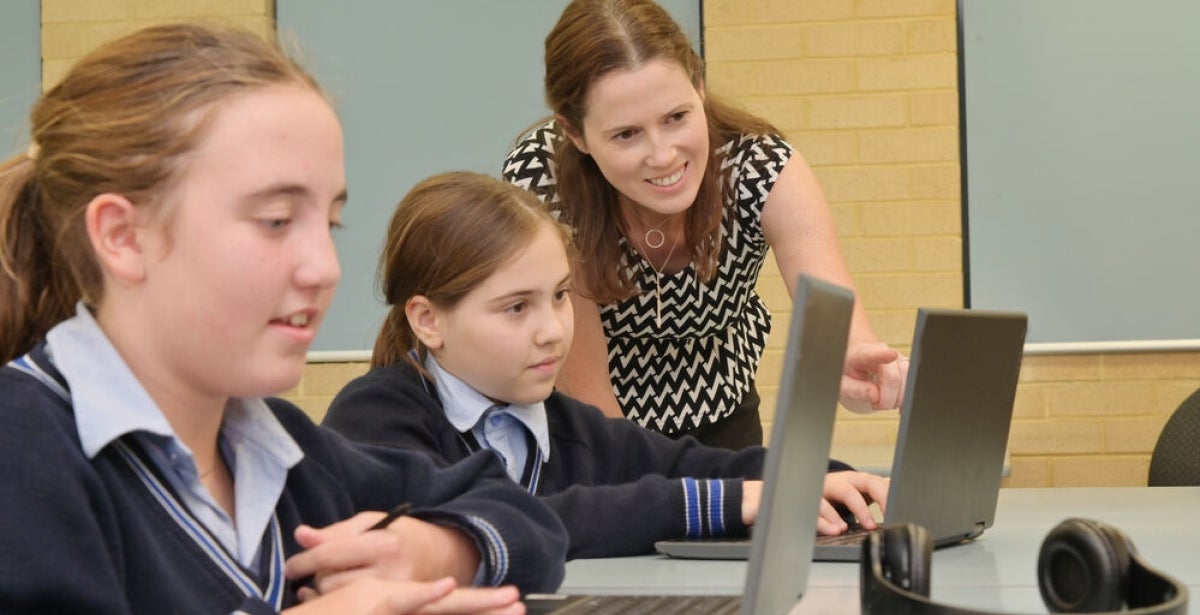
left=367, top=502, right=412, bottom=531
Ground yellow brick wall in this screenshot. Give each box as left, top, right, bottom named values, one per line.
left=704, top=0, right=1200, bottom=488
left=39, top=0, right=273, bottom=87
left=39, top=1, right=1198, bottom=488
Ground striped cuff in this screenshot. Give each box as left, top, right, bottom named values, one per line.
left=680, top=478, right=728, bottom=539
left=465, top=515, right=509, bottom=587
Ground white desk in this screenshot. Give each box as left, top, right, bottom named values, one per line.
left=556, top=487, right=1198, bottom=613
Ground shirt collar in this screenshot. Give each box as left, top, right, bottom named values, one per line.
left=44, top=302, right=303, bottom=469
left=425, top=354, right=551, bottom=462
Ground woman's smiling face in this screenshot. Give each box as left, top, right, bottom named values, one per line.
left=567, top=58, right=709, bottom=218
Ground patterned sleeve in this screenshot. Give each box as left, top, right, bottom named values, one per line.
left=501, top=120, right=562, bottom=205
left=725, top=133, right=795, bottom=239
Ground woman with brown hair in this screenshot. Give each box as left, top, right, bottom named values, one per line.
left=503, top=0, right=908, bottom=450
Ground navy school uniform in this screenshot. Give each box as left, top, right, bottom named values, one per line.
left=0, top=342, right=567, bottom=614
left=323, top=360, right=851, bottom=559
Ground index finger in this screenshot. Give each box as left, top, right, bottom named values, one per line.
left=285, top=530, right=389, bottom=580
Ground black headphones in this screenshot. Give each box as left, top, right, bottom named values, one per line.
left=861, top=518, right=1188, bottom=614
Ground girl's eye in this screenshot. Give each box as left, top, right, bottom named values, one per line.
left=505, top=302, right=528, bottom=316
left=554, top=289, right=570, bottom=302
left=261, top=218, right=292, bottom=230
left=667, top=111, right=688, bottom=124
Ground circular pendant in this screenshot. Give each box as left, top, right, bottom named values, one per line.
left=645, top=228, right=666, bottom=249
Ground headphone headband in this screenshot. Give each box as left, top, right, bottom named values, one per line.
left=861, top=519, right=1188, bottom=615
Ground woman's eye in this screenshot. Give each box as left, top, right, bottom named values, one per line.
left=261, top=218, right=291, bottom=230
left=613, top=129, right=637, bottom=142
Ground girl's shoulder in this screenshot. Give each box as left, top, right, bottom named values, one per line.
left=0, top=347, right=75, bottom=422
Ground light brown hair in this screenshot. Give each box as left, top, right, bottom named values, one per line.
left=373, top=171, right=573, bottom=371
left=543, top=0, right=778, bottom=303
left=0, top=23, right=323, bottom=364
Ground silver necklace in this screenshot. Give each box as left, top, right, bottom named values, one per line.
left=635, top=210, right=675, bottom=249
left=650, top=237, right=680, bottom=327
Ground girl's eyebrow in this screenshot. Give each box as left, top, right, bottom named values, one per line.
left=488, top=275, right=571, bottom=306
left=244, top=182, right=349, bottom=206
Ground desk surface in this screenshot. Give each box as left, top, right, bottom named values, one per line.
left=557, top=487, right=1198, bottom=614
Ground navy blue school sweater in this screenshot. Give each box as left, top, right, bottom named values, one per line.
left=0, top=343, right=567, bottom=614
left=322, top=361, right=850, bottom=559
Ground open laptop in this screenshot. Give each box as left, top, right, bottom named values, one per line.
left=655, top=307, right=1028, bottom=563
left=810, top=307, right=1028, bottom=561
left=524, top=274, right=855, bottom=615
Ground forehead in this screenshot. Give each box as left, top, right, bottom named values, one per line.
left=178, top=84, right=345, bottom=199
left=479, top=222, right=570, bottom=292
left=583, top=58, right=699, bottom=127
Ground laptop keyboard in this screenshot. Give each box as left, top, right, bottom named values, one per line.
left=814, top=527, right=869, bottom=546
left=526, top=594, right=741, bottom=615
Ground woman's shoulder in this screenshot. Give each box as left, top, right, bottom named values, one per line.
left=720, top=131, right=796, bottom=217
left=502, top=119, right=562, bottom=199
left=505, top=118, right=560, bottom=156
left=718, top=131, right=793, bottom=163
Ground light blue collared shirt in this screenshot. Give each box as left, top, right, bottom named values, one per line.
left=425, top=354, right=550, bottom=485
left=45, top=303, right=304, bottom=569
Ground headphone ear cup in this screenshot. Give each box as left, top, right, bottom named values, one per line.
left=1038, top=518, right=1132, bottom=612
left=880, top=524, right=932, bottom=597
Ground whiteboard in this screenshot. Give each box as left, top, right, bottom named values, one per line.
left=0, top=1, right=40, bottom=157
left=961, top=0, right=1200, bottom=346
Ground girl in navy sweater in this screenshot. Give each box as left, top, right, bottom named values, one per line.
left=0, top=24, right=565, bottom=614
left=323, top=172, right=889, bottom=559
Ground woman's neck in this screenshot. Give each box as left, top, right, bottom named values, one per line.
left=618, top=197, right=683, bottom=251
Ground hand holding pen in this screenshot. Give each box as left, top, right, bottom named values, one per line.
left=285, top=501, right=481, bottom=595
left=286, top=503, right=412, bottom=595
left=367, top=503, right=412, bottom=532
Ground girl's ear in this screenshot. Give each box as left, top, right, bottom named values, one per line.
left=85, top=193, right=148, bottom=284
left=556, top=114, right=589, bottom=154
left=405, top=295, right=444, bottom=350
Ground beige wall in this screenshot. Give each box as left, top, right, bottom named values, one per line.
left=40, top=0, right=1198, bottom=488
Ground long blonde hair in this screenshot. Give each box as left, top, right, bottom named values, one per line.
left=0, top=23, right=322, bottom=364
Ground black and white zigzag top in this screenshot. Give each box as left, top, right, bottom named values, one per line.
left=502, top=121, right=794, bottom=435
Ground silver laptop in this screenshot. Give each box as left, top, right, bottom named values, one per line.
left=812, top=307, right=1028, bottom=561
left=525, top=274, right=855, bottom=615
